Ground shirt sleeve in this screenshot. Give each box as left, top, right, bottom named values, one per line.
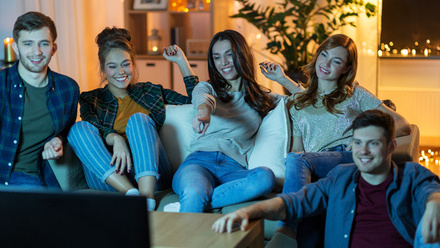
left=191, top=81, right=216, bottom=112
left=411, top=163, right=440, bottom=211
left=353, top=84, right=382, bottom=111
left=280, top=167, right=335, bottom=222
left=58, top=82, right=80, bottom=144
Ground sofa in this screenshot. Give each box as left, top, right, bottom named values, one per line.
left=49, top=98, right=420, bottom=240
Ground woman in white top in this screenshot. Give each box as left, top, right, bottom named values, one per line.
left=171, top=30, right=278, bottom=213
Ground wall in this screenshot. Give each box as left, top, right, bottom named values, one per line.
left=378, top=58, right=440, bottom=147
left=0, top=0, right=124, bottom=92
left=0, top=0, right=18, bottom=60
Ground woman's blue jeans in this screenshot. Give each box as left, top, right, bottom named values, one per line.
left=280, top=150, right=354, bottom=248
left=67, top=113, right=172, bottom=192
left=172, top=151, right=276, bottom=213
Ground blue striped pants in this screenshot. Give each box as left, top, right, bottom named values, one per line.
left=67, top=113, right=172, bottom=192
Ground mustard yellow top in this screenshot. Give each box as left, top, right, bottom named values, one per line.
left=114, top=96, right=150, bottom=138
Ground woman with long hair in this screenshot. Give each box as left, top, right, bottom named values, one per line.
left=261, top=34, right=411, bottom=247
left=67, top=27, right=198, bottom=211
left=170, top=30, right=278, bottom=213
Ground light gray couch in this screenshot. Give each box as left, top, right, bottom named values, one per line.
left=49, top=102, right=420, bottom=240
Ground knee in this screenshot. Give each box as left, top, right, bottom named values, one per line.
left=173, top=165, right=210, bottom=196
left=127, top=113, right=156, bottom=129
left=286, top=152, right=303, bottom=164
left=68, top=121, right=96, bottom=141
left=252, top=167, right=276, bottom=193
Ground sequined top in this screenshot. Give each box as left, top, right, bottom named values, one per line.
left=289, top=84, right=382, bottom=152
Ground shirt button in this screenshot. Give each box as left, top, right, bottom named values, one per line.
left=351, top=210, right=354, bottom=214
left=19, top=94, right=23, bottom=98
left=4, top=182, right=8, bottom=185
left=8, top=163, right=12, bottom=167
left=344, top=234, right=348, bottom=238
left=13, top=140, right=17, bottom=144
left=14, top=84, right=17, bottom=88
left=18, top=116, right=22, bottom=120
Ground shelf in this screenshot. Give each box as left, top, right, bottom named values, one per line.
left=136, top=54, right=207, bottom=60
left=379, top=55, right=440, bottom=60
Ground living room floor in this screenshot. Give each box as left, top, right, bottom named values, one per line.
left=419, top=147, right=440, bottom=176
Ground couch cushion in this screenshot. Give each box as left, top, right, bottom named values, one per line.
left=159, top=104, right=195, bottom=173
left=248, top=97, right=290, bottom=188
left=160, top=98, right=290, bottom=186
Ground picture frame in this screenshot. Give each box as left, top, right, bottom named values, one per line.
left=186, top=39, right=210, bottom=57
left=133, top=0, right=168, bottom=10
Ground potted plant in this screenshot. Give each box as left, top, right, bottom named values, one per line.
left=231, top=0, right=376, bottom=84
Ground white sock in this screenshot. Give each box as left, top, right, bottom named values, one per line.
left=147, top=198, right=156, bottom=211
left=163, top=202, right=181, bottom=212
left=125, top=188, right=140, bottom=196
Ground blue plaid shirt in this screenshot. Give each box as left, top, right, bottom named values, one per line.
left=0, top=62, right=80, bottom=188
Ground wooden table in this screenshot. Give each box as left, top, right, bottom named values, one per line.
left=150, top=212, right=264, bottom=248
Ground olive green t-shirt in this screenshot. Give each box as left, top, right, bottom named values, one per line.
left=13, top=80, right=55, bottom=176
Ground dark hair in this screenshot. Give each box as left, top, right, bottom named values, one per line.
left=290, top=34, right=358, bottom=115
left=13, top=11, right=57, bottom=42
left=348, top=109, right=395, bottom=142
left=207, top=30, right=275, bottom=117
left=96, top=27, right=137, bottom=83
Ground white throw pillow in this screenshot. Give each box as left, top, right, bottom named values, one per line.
left=160, top=98, right=290, bottom=188
left=248, top=96, right=290, bottom=188
left=159, top=104, right=195, bottom=173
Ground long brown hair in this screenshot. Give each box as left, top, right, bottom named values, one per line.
left=290, top=34, right=358, bottom=115
left=207, top=30, right=276, bottom=117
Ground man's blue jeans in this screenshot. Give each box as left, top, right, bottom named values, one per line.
left=8, top=172, right=46, bottom=190
left=172, top=151, right=276, bottom=213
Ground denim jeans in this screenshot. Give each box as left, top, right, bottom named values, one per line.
left=7, top=172, right=46, bottom=190
left=67, top=113, right=172, bottom=192
left=172, top=151, right=276, bottom=213
left=282, top=150, right=354, bottom=194
left=415, top=218, right=440, bottom=248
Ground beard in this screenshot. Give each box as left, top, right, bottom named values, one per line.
left=17, top=53, right=52, bottom=73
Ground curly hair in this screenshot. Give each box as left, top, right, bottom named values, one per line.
left=207, top=30, right=276, bottom=117
left=289, top=34, right=358, bottom=115
left=96, top=27, right=138, bottom=84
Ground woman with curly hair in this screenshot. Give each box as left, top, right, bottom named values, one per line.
left=67, top=27, right=197, bottom=211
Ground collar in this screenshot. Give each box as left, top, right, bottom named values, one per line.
left=352, top=161, right=399, bottom=184
left=11, top=61, right=56, bottom=91
left=100, top=85, right=118, bottom=104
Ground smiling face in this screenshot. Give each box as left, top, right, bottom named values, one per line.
left=212, top=39, right=241, bottom=89
left=315, top=46, right=350, bottom=84
left=103, top=48, right=134, bottom=97
left=13, top=27, right=57, bottom=75
left=352, top=125, right=396, bottom=184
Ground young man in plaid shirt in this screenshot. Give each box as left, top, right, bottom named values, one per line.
left=0, top=11, right=79, bottom=189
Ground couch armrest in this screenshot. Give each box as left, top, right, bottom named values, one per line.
left=392, top=124, right=420, bottom=163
